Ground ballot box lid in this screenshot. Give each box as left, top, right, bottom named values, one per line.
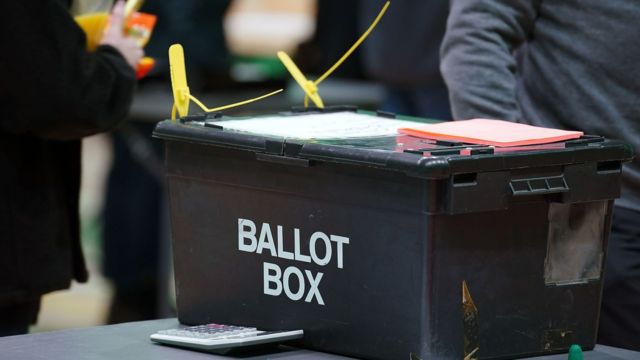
left=153, top=108, right=633, bottom=180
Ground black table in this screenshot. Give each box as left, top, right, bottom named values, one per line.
left=1, top=319, right=638, bottom=360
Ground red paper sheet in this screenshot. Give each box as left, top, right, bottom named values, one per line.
left=399, top=119, right=583, bottom=147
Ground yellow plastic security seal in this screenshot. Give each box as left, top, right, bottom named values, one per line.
left=169, top=44, right=190, bottom=119
left=168, top=44, right=283, bottom=121
left=277, top=51, right=324, bottom=108
left=278, top=1, right=391, bottom=109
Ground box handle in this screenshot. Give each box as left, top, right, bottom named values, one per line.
left=509, top=175, right=569, bottom=196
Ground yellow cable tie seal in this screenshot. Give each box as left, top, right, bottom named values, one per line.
left=188, top=89, right=284, bottom=114
left=278, top=1, right=390, bottom=109
left=168, top=43, right=283, bottom=121
left=315, top=0, right=390, bottom=85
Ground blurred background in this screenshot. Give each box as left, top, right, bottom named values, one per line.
left=36, top=0, right=317, bottom=332
left=34, top=0, right=450, bottom=331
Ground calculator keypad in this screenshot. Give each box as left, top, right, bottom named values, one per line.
left=158, top=324, right=262, bottom=339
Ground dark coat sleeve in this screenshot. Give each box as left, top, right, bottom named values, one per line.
left=0, top=0, right=136, bottom=140
left=440, top=0, right=540, bottom=121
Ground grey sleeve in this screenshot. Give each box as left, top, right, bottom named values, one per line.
left=440, top=0, right=540, bottom=120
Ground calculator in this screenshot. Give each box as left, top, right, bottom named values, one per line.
left=150, top=323, right=304, bottom=353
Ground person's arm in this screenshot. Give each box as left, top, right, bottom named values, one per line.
left=440, top=0, right=540, bottom=120
left=0, top=0, right=139, bottom=140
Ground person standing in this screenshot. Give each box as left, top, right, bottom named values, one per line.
left=0, top=0, right=142, bottom=336
left=101, top=0, right=232, bottom=324
left=440, top=0, right=640, bottom=350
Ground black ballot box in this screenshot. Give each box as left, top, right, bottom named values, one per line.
left=153, top=109, right=632, bottom=360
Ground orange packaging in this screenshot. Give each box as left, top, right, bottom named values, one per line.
left=136, top=57, right=155, bottom=79
left=76, top=11, right=157, bottom=79
left=125, top=12, right=157, bottom=47
left=126, top=12, right=157, bottom=79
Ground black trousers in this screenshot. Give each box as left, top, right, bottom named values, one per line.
left=0, top=298, right=41, bottom=337
left=598, top=206, right=640, bottom=351
left=102, top=124, right=165, bottom=323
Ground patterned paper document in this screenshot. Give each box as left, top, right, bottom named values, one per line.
left=218, top=112, right=425, bottom=140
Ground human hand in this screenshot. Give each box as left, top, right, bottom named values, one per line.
left=99, top=0, right=144, bottom=69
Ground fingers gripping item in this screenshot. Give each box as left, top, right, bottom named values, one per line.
left=168, top=44, right=283, bottom=121
left=76, top=0, right=153, bottom=52
left=124, top=0, right=144, bottom=19
left=97, top=0, right=144, bottom=69
left=107, top=0, right=126, bottom=34
left=77, top=0, right=154, bottom=78
left=277, top=1, right=391, bottom=109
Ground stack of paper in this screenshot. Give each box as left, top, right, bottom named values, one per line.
left=399, top=119, right=583, bottom=147
left=220, top=112, right=425, bottom=139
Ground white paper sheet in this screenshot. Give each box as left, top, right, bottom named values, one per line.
left=217, top=112, right=425, bottom=139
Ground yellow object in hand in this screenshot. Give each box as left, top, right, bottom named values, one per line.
left=75, top=12, right=110, bottom=51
